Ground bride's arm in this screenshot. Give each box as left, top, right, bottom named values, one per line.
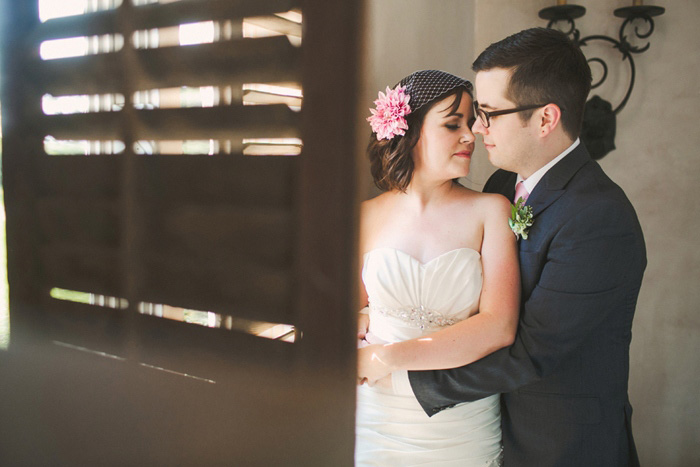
left=357, top=200, right=374, bottom=341
left=358, top=195, right=519, bottom=382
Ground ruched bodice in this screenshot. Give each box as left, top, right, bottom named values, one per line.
left=363, top=247, right=483, bottom=343
left=356, top=247, right=502, bottom=466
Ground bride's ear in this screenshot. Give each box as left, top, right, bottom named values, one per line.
left=538, top=104, right=562, bottom=138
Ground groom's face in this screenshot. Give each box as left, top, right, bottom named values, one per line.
left=472, top=68, right=538, bottom=175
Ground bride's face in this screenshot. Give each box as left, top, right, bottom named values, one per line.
left=412, top=91, right=476, bottom=182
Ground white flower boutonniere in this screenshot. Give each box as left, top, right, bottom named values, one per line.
left=509, top=197, right=534, bottom=240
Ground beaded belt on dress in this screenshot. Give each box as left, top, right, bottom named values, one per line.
left=369, top=303, right=457, bottom=329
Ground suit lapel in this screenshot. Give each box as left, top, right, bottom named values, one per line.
left=526, top=143, right=591, bottom=217
left=527, top=186, right=565, bottom=218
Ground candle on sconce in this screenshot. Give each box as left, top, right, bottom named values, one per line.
left=557, top=0, right=567, bottom=5
left=633, top=0, right=643, bottom=5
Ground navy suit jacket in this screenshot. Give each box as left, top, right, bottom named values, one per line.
left=409, top=143, right=646, bottom=466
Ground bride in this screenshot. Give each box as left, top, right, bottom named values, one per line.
left=356, top=70, right=520, bottom=466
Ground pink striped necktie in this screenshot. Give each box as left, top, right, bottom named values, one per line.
left=514, top=181, right=529, bottom=204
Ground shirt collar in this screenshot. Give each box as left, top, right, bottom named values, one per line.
left=516, top=138, right=580, bottom=193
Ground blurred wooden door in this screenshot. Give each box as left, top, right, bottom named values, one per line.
left=0, top=0, right=363, bottom=465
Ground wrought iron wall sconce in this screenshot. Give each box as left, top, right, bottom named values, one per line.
left=538, top=0, right=665, bottom=159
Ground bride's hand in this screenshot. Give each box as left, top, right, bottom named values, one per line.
left=357, top=344, right=395, bottom=386
left=358, top=313, right=370, bottom=341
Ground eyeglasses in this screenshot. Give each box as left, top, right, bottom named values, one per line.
left=473, top=101, right=548, bottom=128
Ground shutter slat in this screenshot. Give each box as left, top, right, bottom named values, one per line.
left=135, top=0, right=298, bottom=30
left=37, top=36, right=300, bottom=96
left=147, top=205, right=293, bottom=268
left=41, top=244, right=292, bottom=324
left=38, top=201, right=293, bottom=277
left=42, top=299, right=294, bottom=374
left=131, top=311, right=295, bottom=376
left=37, top=155, right=297, bottom=207
left=142, top=254, right=292, bottom=324
left=43, top=112, right=121, bottom=139
left=32, top=0, right=299, bottom=42
left=42, top=244, right=122, bottom=298
left=136, top=155, right=297, bottom=207
left=243, top=15, right=302, bottom=38
left=34, top=9, right=118, bottom=42
left=37, top=197, right=120, bottom=247
left=42, top=104, right=300, bottom=140
left=43, top=299, right=126, bottom=359
left=137, top=105, right=300, bottom=140
left=38, top=156, right=120, bottom=197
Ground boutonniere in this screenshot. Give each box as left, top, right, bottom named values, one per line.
left=509, top=197, right=534, bottom=240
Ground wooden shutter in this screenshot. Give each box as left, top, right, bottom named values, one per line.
left=0, top=0, right=362, bottom=464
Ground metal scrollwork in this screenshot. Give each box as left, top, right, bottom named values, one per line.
left=577, top=34, right=636, bottom=114
left=586, top=57, right=608, bottom=90
left=539, top=4, right=664, bottom=115
left=537, top=3, right=665, bottom=159
left=620, top=17, right=653, bottom=53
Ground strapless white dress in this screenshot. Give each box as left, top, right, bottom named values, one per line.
left=355, top=248, right=502, bottom=466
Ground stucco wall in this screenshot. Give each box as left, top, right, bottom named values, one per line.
left=363, top=1, right=699, bottom=465
left=360, top=0, right=475, bottom=197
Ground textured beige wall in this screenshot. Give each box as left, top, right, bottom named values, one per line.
left=363, top=1, right=700, bottom=465
left=364, top=0, right=475, bottom=104
left=361, top=0, right=475, bottom=197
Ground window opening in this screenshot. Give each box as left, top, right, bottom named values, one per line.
left=44, top=137, right=125, bottom=156
left=50, top=287, right=129, bottom=310
left=39, top=0, right=122, bottom=23
left=40, top=34, right=124, bottom=60
left=43, top=93, right=125, bottom=115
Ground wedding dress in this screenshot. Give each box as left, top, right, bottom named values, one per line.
left=355, top=247, right=502, bottom=466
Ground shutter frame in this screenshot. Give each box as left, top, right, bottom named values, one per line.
left=1, top=0, right=361, bottom=464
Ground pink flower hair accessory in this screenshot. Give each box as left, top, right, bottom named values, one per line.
left=367, top=85, right=412, bottom=141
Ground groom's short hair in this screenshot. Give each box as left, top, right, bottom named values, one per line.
left=473, top=27, right=591, bottom=139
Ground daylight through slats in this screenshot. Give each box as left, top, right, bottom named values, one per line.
left=36, top=36, right=300, bottom=96
left=32, top=0, right=298, bottom=41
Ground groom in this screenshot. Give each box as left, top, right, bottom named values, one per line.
left=392, top=28, right=647, bottom=466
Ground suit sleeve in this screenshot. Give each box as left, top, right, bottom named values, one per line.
left=408, top=198, right=645, bottom=416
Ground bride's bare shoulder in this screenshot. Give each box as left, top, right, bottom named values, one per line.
left=452, top=186, right=510, bottom=219
left=472, top=192, right=512, bottom=228
left=361, top=191, right=395, bottom=218
left=475, top=191, right=510, bottom=209
left=359, top=192, right=394, bottom=251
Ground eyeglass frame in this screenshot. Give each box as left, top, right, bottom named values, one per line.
left=472, top=101, right=549, bottom=128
